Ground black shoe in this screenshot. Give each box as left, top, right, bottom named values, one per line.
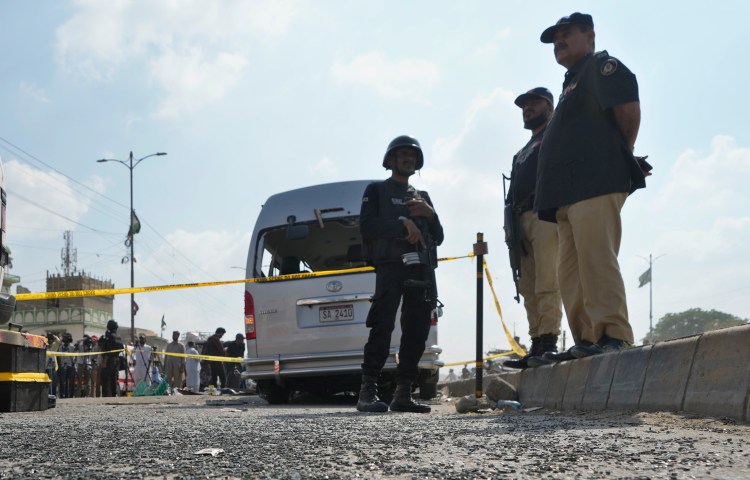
left=356, top=375, right=388, bottom=413
left=543, top=340, right=594, bottom=362
left=390, top=383, right=431, bottom=413
left=503, top=336, right=541, bottom=369
left=527, top=333, right=559, bottom=367
left=571, top=336, right=631, bottom=358
left=503, top=354, right=532, bottom=369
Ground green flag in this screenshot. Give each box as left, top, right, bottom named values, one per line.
left=128, top=210, right=141, bottom=236
left=160, top=314, right=166, bottom=329
left=638, top=268, right=651, bottom=288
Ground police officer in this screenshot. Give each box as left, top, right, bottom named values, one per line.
left=503, top=87, right=563, bottom=369
left=357, top=135, right=444, bottom=413
left=535, top=13, right=647, bottom=360
left=57, top=333, right=76, bottom=398
left=100, top=319, right=124, bottom=397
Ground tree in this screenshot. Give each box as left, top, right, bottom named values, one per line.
left=644, top=308, right=748, bottom=343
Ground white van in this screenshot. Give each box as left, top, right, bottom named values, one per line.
left=241, top=180, right=442, bottom=404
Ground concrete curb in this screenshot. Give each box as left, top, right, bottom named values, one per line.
left=447, top=324, right=750, bottom=421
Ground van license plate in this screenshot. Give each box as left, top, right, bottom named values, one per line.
left=319, top=304, right=354, bottom=323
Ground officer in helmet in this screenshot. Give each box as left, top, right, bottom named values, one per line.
left=100, top=319, right=124, bottom=397
left=357, top=135, right=444, bottom=413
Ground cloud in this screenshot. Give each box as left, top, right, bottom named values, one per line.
left=310, top=156, right=340, bottom=178
left=472, top=28, right=512, bottom=60
left=19, top=82, right=51, bottom=103
left=651, top=134, right=750, bottom=256
left=150, top=48, right=248, bottom=118
left=331, top=52, right=440, bottom=101
left=54, top=0, right=300, bottom=115
left=3, top=160, right=92, bottom=240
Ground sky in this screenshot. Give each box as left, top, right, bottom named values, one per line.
left=1, top=1, right=749, bottom=365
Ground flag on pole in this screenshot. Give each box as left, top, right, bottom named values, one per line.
left=128, top=210, right=141, bottom=236
left=638, top=267, right=651, bottom=288
left=160, top=314, right=166, bottom=330
left=132, top=301, right=140, bottom=316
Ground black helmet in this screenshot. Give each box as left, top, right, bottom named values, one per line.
left=382, top=135, right=424, bottom=170
left=106, top=319, right=118, bottom=331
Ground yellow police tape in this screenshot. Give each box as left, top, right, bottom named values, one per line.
left=0, top=372, right=50, bottom=382
left=14, top=254, right=476, bottom=302
left=45, top=349, right=243, bottom=363
left=441, top=258, right=527, bottom=367
left=21, top=251, right=524, bottom=367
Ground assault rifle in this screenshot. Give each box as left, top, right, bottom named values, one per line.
left=401, top=196, right=442, bottom=311
left=502, top=174, right=523, bottom=303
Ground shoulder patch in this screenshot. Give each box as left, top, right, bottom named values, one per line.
left=600, top=58, right=618, bottom=76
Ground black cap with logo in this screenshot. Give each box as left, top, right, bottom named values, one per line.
left=540, top=12, right=594, bottom=43
left=514, top=87, right=555, bottom=108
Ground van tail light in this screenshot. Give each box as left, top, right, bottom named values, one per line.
left=245, top=290, right=256, bottom=340
left=431, top=310, right=438, bottom=326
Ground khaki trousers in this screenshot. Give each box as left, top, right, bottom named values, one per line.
left=518, top=210, right=562, bottom=337
left=555, top=192, right=634, bottom=344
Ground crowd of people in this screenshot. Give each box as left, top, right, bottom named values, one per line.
left=45, top=325, right=247, bottom=398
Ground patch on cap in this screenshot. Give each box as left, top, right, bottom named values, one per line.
left=600, top=58, right=618, bottom=76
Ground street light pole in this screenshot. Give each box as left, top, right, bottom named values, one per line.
left=97, top=151, right=166, bottom=346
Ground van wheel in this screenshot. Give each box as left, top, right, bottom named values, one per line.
left=259, top=381, right=291, bottom=405
left=418, top=369, right=439, bottom=400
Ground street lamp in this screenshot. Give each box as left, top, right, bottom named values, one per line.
left=97, top=151, right=166, bottom=346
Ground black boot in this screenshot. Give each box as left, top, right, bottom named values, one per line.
left=527, top=333, right=559, bottom=367
left=389, top=382, right=431, bottom=413
left=356, top=375, right=388, bottom=412
left=503, top=336, right=541, bottom=369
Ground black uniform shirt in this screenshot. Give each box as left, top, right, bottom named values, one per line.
left=535, top=51, right=645, bottom=220
left=360, top=178, right=443, bottom=265
left=508, top=129, right=545, bottom=213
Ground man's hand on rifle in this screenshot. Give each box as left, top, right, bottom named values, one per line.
left=401, top=217, right=426, bottom=248
left=406, top=199, right=436, bottom=221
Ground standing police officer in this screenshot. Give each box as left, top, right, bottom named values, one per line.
left=357, top=135, right=444, bottom=413
left=503, top=87, right=563, bottom=369
left=535, top=13, right=647, bottom=360
left=100, top=319, right=124, bottom=397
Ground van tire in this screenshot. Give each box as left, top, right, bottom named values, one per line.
left=418, top=369, right=439, bottom=400
left=259, top=381, right=291, bottom=405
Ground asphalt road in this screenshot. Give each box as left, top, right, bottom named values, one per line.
left=0, top=394, right=748, bottom=479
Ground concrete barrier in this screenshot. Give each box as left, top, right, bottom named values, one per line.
left=581, top=351, right=620, bottom=410
left=640, top=336, right=698, bottom=412
left=684, top=325, right=750, bottom=419
left=543, top=361, right=571, bottom=410
left=445, top=325, right=749, bottom=421
left=562, top=357, right=592, bottom=410
left=608, top=345, right=652, bottom=410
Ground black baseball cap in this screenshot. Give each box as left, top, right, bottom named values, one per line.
left=514, top=87, right=554, bottom=108
left=540, top=12, right=594, bottom=43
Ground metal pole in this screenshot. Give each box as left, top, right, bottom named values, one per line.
left=473, top=232, right=488, bottom=398
left=129, top=151, right=135, bottom=348
left=648, top=254, right=653, bottom=343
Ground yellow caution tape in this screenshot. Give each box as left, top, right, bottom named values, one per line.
left=160, top=351, right=243, bottom=363
left=15, top=254, right=475, bottom=302
left=440, top=258, right=527, bottom=368
left=0, top=372, right=51, bottom=383
left=45, top=349, right=242, bottom=363
left=46, top=349, right=125, bottom=357
left=484, top=258, right=527, bottom=357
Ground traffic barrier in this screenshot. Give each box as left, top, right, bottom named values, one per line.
left=607, top=345, right=652, bottom=410
left=528, top=364, right=554, bottom=406
left=543, top=361, right=571, bottom=410
left=0, top=330, right=49, bottom=412
left=683, top=325, right=750, bottom=419
left=580, top=353, right=619, bottom=411
left=561, top=356, right=592, bottom=411
left=640, top=336, right=698, bottom=412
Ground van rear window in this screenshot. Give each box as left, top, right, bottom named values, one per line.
left=255, top=217, right=366, bottom=277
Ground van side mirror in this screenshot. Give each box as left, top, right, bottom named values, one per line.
left=286, top=215, right=309, bottom=240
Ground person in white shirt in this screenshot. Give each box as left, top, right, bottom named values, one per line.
left=185, top=341, right=201, bottom=392
left=132, top=335, right=153, bottom=386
